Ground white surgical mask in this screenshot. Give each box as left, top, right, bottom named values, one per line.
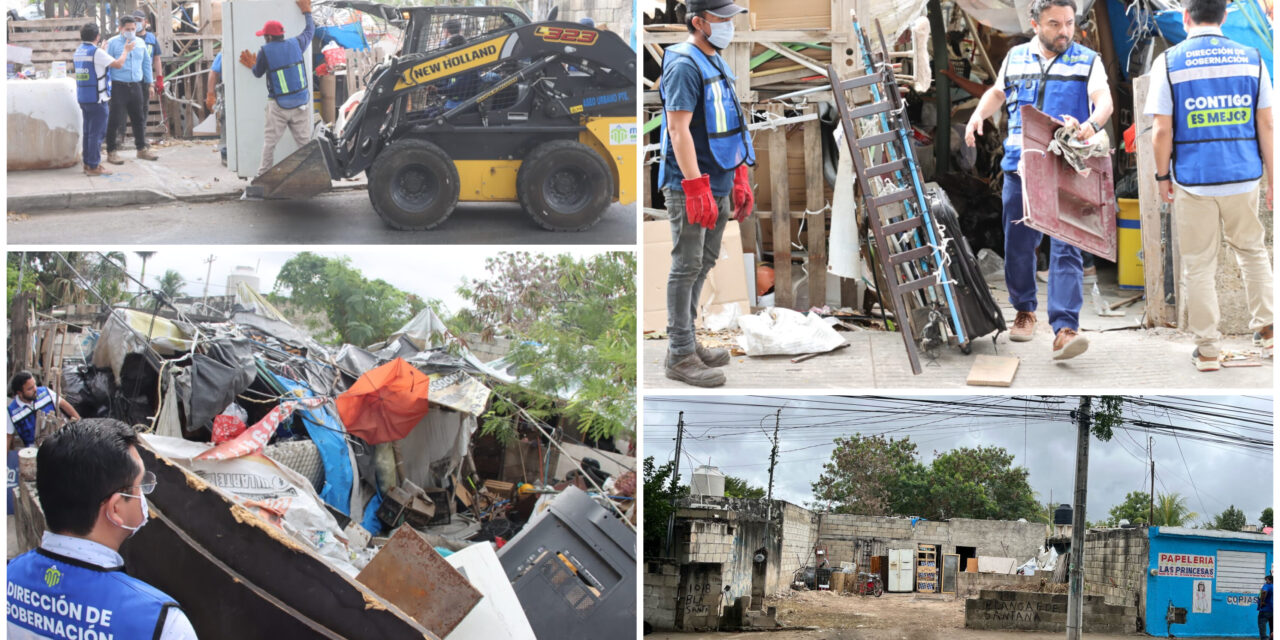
left=705, top=20, right=734, bottom=50
left=110, top=491, right=149, bottom=536
left=123, top=29, right=136, bottom=40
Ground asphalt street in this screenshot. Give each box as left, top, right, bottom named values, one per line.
left=7, top=190, right=636, bottom=245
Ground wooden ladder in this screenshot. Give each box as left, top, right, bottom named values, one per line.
left=825, top=16, right=967, bottom=374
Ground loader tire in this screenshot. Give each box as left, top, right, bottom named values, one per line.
left=516, top=140, right=612, bottom=231
left=368, top=139, right=459, bottom=230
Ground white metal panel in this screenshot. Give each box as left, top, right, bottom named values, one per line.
left=1216, top=550, right=1267, bottom=594
left=888, top=549, right=914, bottom=592
left=224, top=1, right=313, bottom=178
left=445, top=543, right=537, bottom=640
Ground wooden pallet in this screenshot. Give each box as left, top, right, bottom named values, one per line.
left=8, top=16, right=85, bottom=71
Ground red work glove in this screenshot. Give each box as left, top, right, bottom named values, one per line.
left=155, top=74, right=164, bottom=94
left=681, top=174, right=718, bottom=229
left=731, top=164, right=754, bottom=222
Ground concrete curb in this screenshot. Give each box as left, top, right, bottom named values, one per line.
left=8, top=182, right=369, bottom=212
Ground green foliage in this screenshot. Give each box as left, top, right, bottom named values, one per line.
left=478, top=384, right=557, bottom=446
left=1211, top=505, right=1247, bottom=531
left=1028, top=499, right=1057, bottom=525
left=920, top=446, right=1039, bottom=521
left=1262, top=507, right=1273, bottom=528
left=1106, top=491, right=1152, bottom=526
left=643, top=456, right=689, bottom=558
left=7, top=252, right=129, bottom=309
left=1153, top=492, right=1198, bottom=527
left=810, top=434, right=921, bottom=515
left=155, top=269, right=186, bottom=299
left=1089, top=396, right=1125, bottom=441
left=724, top=475, right=765, bottom=499
left=460, top=252, right=635, bottom=441
left=272, top=252, right=417, bottom=345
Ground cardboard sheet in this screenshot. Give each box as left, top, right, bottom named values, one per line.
left=643, top=219, right=750, bottom=333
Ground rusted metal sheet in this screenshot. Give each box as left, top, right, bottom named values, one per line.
left=1019, top=105, right=1118, bottom=262
left=356, top=525, right=483, bottom=638
left=123, top=439, right=438, bottom=640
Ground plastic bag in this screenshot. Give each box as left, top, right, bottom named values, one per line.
left=736, top=308, right=847, bottom=356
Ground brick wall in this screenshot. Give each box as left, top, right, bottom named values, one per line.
left=965, top=589, right=1137, bottom=633
left=777, top=502, right=818, bottom=592
left=1083, top=527, right=1148, bottom=613
left=643, top=559, right=680, bottom=630
left=955, top=570, right=1056, bottom=598
left=815, top=514, right=1047, bottom=567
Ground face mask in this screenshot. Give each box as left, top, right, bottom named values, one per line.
left=123, top=29, right=136, bottom=41
left=110, top=491, right=148, bottom=536
left=704, top=20, right=734, bottom=50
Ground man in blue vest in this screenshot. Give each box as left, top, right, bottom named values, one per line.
left=239, top=0, right=315, bottom=178
left=1260, top=574, right=1274, bottom=639
left=104, top=15, right=159, bottom=164
left=964, top=0, right=1112, bottom=361
left=7, top=419, right=197, bottom=639
left=658, top=0, right=755, bottom=388
left=1145, top=0, right=1273, bottom=372
left=74, top=22, right=133, bottom=176
left=7, top=371, right=80, bottom=450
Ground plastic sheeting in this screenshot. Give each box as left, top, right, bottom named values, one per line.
left=172, top=350, right=255, bottom=433
left=336, top=358, right=432, bottom=445
left=396, top=410, right=476, bottom=491
left=271, top=374, right=358, bottom=517
left=316, top=22, right=369, bottom=52
left=736, top=308, right=848, bottom=356
left=91, top=309, right=195, bottom=383
left=828, top=126, right=863, bottom=281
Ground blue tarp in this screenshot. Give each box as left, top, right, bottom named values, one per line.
left=270, top=373, right=355, bottom=516
left=316, top=22, right=369, bottom=52
left=361, top=492, right=384, bottom=536
left=1154, top=1, right=1274, bottom=80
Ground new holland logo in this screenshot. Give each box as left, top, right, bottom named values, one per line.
left=44, top=565, right=62, bottom=588
left=394, top=35, right=509, bottom=92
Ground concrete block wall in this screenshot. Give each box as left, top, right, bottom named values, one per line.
left=815, top=514, right=1046, bottom=565
left=1083, top=528, right=1148, bottom=611
left=965, top=589, right=1137, bottom=633
left=530, top=0, right=634, bottom=43
left=679, top=519, right=734, bottom=564
left=777, top=502, right=818, bottom=592
left=644, top=559, right=680, bottom=630
left=955, top=570, right=1054, bottom=598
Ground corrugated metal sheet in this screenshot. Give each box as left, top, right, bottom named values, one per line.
left=1216, top=550, right=1266, bottom=594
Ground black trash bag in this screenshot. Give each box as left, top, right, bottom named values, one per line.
left=85, top=367, right=114, bottom=417
left=202, top=337, right=258, bottom=391
left=60, top=365, right=88, bottom=408
left=928, top=187, right=1006, bottom=344
left=174, top=353, right=255, bottom=432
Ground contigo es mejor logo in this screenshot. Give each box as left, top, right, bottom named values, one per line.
left=44, top=565, right=62, bottom=588
left=394, top=35, right=509, bottom=91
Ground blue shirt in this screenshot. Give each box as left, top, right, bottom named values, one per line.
left=211, top=52, right=222, bottom=74
left=251, top=13, right=315, bottom=79
left=104, top=33, right=153, bottom=83
left=1261, top=582, right=1274, bottom=614
left=661, top=50, right=735, bottom=197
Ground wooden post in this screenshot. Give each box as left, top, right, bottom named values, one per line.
left=804, top=105, right=827, bottom=308
left=1134, top=75, right=1179, bottom=327
left=768, top=104, right=794, bottom=310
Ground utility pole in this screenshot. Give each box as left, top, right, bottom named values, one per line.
left=1149, top=436, right=1155, bottom=526
left=665, top=411, right=685, bottom=557
left=1066, top=396, right=1092, bottom=640
left=765, top=408, right=782, bottom=545
left=201, top=254, right=217, bottom=306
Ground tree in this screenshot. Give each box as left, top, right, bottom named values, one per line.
left=7, top=252, right=129, bottom=309
left=1153, top=492, right=1198, bottom=527
left=155, top=269, right=186, bottom=299
left=643, top=456, right=689, bottom=558
left=272, top=252, right=417, bottom=345
left=1106, top=491, right=1152, bottom=526
left=1262, top=508, right=1273, bottom=528
left=135, top=251, right=156, bottom=295
left=724, top=475, right=765, bottom=499
left=461, top=252, right=635, bottom=441
left=920, top=446, right=1039, bottom=521
left=810, top=434, right=922, bottom=515
left=1211, top=505, right=1247, bottom=531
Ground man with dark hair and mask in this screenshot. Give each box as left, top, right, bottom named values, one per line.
left=657, top=0, right=756, bottom=388
left=7, top=371, right=80, bottom=449
left=6, top=419, right=197, bottom=639
left=964, top=0, right=1112, bottom=362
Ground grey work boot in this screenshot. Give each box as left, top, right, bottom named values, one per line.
left=696, top=344, right=730, bottom=367
left=665, top=352, right=726, bottom=388
left=106, top=151, right=124, bottom=165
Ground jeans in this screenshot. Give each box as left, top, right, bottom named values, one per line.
left=106, top=81, right=148, bottom=153
left=80, top=101, right=109, bottom=168
left=1003, top=171, right=1083, bottom=333
left=1260, top=612, right=1272, bottom=639
left=663, top=187, right=732, bottom=356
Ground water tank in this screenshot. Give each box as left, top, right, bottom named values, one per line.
left=690, top=465, right=725, bottom=497
left=1054, top=504, right=1073, bottom=525
left=226, top=265, right=260, bottom=297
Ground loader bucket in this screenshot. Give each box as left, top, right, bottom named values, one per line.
left=244, top=136, right=339, bottom=200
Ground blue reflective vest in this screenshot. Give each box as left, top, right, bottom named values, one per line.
left=8, top=388, right=55, bottom=447
left=7, top=547, right=178, bottom=639
left=73, top=43, right=111, bottom=104
left=1167, top=34, right=1263, bottom=186
left=658, top=42, right=755, bottom=184
left=1001, top=41, right=1097, bottom=172
left=261, top=39, right=309, bottom=110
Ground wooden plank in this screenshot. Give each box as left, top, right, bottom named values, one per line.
left=1133, top=75, right=1178, bottom=327
left=965, top=355, right=1020, bottom=387
left=768, top=103, right=794, bottom=310
left=804, top=106, right=827, bottom=308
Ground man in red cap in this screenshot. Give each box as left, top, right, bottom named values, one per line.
left=239, top=0, right=314, bottom=177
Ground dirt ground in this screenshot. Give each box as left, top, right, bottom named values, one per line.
left=645, top=591, right=1240, bottom=639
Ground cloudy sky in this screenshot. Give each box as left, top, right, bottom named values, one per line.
left=643, top=395, right=1274, bottom=526
left=69, top=248, right=609, bottom=314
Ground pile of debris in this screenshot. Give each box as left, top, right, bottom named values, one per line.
left=10, top=286, right=636, bottom=639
